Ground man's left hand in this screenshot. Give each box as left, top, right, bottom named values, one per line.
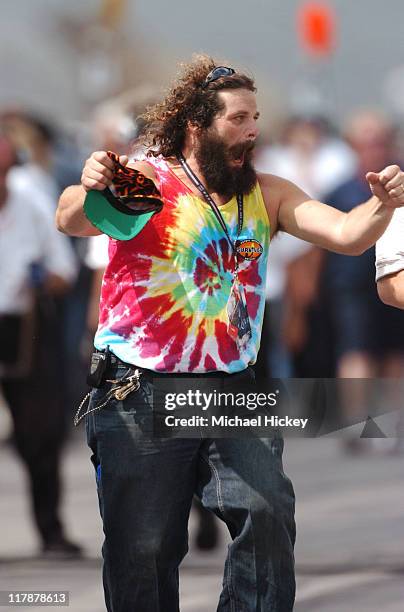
left=366, top=165, right=404, bottom=208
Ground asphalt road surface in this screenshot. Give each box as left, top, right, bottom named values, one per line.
left=1, top=427, right=403, bottom=611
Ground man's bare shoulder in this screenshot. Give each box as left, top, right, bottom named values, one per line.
left=257, top=172, right=312, bottom=209
left=256, top=173, right=291, bottom=233
left=257, top=172, right=296, bottom=194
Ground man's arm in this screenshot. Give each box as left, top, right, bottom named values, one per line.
left=56, top=151, right=158, bottom=237
left=375, top=207, right=404, bottom=308
left=260, top=165, right=404, bottom=255
left=56, top=184, right=102, bottom=237
left=377, top=272, right=404, bottom=309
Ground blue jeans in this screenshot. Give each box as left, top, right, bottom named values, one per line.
left=85, top=365, right=296, bottom=611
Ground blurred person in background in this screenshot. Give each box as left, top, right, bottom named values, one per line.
left=0, top=135, right=82, bottom=557
left=257, top=114, right=355, bottom=197
left=1, top=110, right=82, bottom=202
left=253, top=232, right=312, bottom=378
left=375, top=136, right=404, bottom=452
left=314, top=111, right=404, bottom=446
left=1, top=110, right=87, bottom=417
left=255, top=115, right=355, bottom=378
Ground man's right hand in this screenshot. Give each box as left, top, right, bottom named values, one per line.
left=81, top=151, right=129, bottom=192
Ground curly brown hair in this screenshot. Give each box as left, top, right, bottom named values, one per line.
left=139, top=55, right=256, bottom=158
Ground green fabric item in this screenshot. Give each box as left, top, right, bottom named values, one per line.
left=83, top=189, right=155, bottom=241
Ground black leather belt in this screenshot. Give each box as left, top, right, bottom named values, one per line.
left=98, top=350, right=249, bottom=379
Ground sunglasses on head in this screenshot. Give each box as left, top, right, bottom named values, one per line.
left=202, top=66, right=235, bottom=89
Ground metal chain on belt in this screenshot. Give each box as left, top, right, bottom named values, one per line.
left=73, top=369, right=141, bottom=427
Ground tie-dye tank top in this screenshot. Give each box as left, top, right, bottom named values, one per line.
left=94, top=157, right=270, bottom=373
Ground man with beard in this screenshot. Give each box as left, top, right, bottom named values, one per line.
left=56, top=57, right=404, bottom=612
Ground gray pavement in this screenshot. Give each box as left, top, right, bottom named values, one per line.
left=1, top=429, right=404, bottom=611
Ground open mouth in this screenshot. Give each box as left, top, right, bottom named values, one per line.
left=232, top=152, right=245, bottom=166
left=230, top=142, right=254, bottom=167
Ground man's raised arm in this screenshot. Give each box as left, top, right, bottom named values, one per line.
left=269, top=164, right=404, bottom=256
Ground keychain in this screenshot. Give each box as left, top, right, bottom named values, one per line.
left=73, top=369, right=142, bottom=426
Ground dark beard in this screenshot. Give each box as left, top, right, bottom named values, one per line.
left=194, top=131, right=257, bottom=198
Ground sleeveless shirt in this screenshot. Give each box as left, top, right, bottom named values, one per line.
left=94, top=157, right=270, bottom=373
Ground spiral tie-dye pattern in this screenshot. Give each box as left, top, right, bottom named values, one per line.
left=94, top=157, right=270, bottom=373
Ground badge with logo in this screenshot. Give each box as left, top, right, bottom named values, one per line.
left=235, top=239, right=263, bottom=261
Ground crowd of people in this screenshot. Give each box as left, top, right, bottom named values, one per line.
left=254, top=111, right=404, bottom=381
left=1, top=92, right=403, bottom=559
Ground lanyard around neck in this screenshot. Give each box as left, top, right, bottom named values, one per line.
left=177, top=153, right=243, bottom=255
